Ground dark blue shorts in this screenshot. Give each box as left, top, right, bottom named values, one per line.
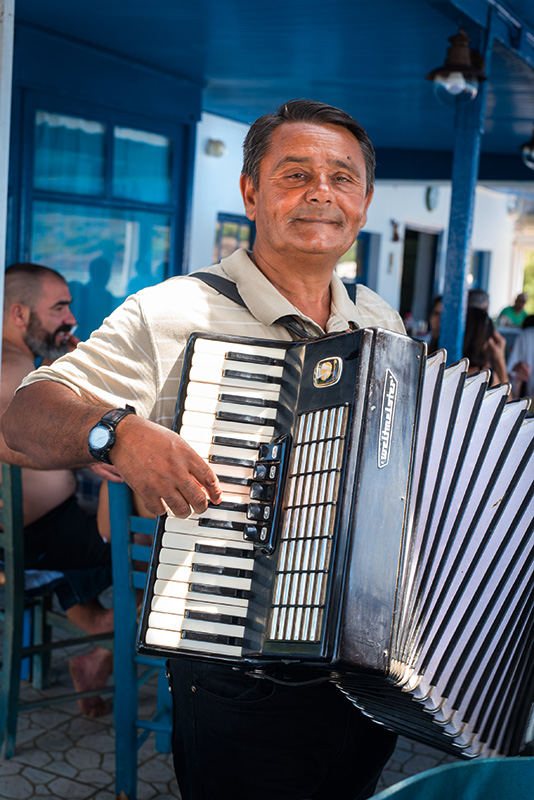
left=24, top=494, right=112, bottom=611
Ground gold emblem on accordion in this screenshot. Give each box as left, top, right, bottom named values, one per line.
left=313, top=357, right=343, bottom=388
left=378, top=369, right=398, bottom=469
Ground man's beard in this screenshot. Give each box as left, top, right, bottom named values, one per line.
left=24, top=311, right=71, bottom=360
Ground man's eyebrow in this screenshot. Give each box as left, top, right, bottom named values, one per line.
left=273, top=155, right=362, bottom=176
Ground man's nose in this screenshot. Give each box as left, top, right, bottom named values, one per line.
left=306, top=175, right=332, bottom=203
left=64, top=306, right=77, bottom=327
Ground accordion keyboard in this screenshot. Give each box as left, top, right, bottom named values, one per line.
left=144, top=338, right=288, bottom=657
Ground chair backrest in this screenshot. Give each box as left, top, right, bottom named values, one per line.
left=372, top=756, right=534, bottom=800
left=0, top=464, right=25, bottom=621
left=108, top=481, right=171, bottom=799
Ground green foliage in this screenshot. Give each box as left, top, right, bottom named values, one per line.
left=523, top=250, right=534, bottom=315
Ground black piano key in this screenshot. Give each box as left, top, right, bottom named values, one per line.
left=192, top=563, right=253, bottom=579
left=209, top=454, right=256, bottom=468
left=185, top=609, right=245, bottom=626
left=198, top=518, right=246, bottom=531
left=181, top=629, right=243, bottom=647
left=190, top=583, right=251, bottom=600
left=226, top=350, right=284, bottom=367
left=195, top=543, right=254, bottom=559
left=216, top=411, right=274, bottom=427
left=223, top=369, right=282, bottom=385
left=208, top=500, right=249, bottom=512
left=219, top=393, right=278, bottom=409
left=213, top=435, right=262, bottom=450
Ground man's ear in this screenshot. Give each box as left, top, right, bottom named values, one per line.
left=240, top=173, right=257, bottom=222
left=360, top=185, right=374, bottom=230
left=10, top=302, right=31, bottom=329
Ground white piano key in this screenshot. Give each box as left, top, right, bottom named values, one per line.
left=188, top=368, right=282, bottom=393
left=150, top=596, right=249, bottom=618
left=163, top=520, right=248, bottom=543
left=190, top=506, right=250, bottom=525
left=145, top=627, right=243, bottom=657
left=188, top=440, right=259, bottom=463
left=186, top=380, right=281, bottom=404
left=181, top=409, right=276, bottom=436
left=191, top=352, right=284, bottom=379
left=180, top=424, right=273, bottom=446
left=148, top=610, right=245, bottom=638
left=192, top=338, right=288, bottom=362
left=156, top=562, right=252, bottom=591
left=213, top=464, right=254, bottom=480
left=184, top=395, right=278, bottom=419
left=159, top=546, right=253, bottom=572
left=153, top=579, right=249, bottom=607
left=161, top=530, right=254, bottom=553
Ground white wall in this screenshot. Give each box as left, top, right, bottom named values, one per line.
left=188, top=113, right=519, bottom=318
left=188, top=112, right=250, bottom=272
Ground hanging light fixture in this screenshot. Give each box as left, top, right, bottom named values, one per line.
left=426, top=29, right=487, bottom=106
left=519, top=128, right=534, bottom=171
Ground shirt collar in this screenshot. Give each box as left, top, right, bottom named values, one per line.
left=220, top=249, right=358, bottom=336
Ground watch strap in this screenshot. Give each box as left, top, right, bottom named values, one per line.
left=88, top=405, right=136, bottom=463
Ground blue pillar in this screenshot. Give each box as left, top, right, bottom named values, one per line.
left=439, top=17, right=495, bottom=363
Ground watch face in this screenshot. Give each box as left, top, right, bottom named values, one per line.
left=89, top=425, right=111, bottom=449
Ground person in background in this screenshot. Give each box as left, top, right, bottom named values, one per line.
left=507, top=315, right=534, bottom=399
left=467, top=288, right=489, bottom=313
left=463, top=306, right=508, bottom=386
left=4, top=99, right=405, bottom=800
left=1, top=263, right=114, bottom=717
left=426, top=294, right=442, bottom=354
left=498, top=292, right=528, bottom=328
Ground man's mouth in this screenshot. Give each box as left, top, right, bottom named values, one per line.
left=55, top=328, right=73, bottom=345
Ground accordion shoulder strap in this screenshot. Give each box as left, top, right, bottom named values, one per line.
left=192, top=271, right=311, bottom=340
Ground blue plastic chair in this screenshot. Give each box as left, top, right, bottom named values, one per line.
left=108, top=481, right=172, bottom=800
left=372, top=756, right=534, bottom=800
left=0, top=463, right=113, bottom=759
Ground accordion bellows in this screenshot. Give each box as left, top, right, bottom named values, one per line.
left=138, top=328, right=534, bottom=760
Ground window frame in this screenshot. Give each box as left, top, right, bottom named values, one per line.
left=16, top=89, right=192, bottom=279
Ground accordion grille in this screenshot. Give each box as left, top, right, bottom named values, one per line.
left=268, top=405, right=348, bottom=642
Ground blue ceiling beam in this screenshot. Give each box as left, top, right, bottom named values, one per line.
left=430, top=0, right=534, bottom=68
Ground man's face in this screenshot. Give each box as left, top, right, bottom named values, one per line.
left=241, top=122, right=373, bottom=265
left=24, top=276, right=77, bottom=359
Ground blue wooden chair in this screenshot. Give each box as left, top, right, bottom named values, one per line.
left=108, top=480, right=172, bottom=800
left=0, top=463, right=114, bottom=759
left=372, top=756, right=534, bottom=800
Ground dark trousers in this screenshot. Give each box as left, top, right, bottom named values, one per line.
left=167, top=658, right=397, bottom=800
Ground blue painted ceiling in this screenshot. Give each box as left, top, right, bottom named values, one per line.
left=14, top=0, right=534, bottom=179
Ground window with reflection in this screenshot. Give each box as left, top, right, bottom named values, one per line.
left=113, top=127, right=172, bottom=204
left=34, top=111, right=105, bottom=196
left=30, top=109, right=174, bottom=340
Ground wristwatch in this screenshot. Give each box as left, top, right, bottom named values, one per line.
left=88, top=406, right=136, bottom=464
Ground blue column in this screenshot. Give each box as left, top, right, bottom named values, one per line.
left=439, top=19, right=494, bottom=363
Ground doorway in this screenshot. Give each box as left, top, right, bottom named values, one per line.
left=400, top=228, right=440, bottom=329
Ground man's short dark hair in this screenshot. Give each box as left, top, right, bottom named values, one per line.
left=4, top=262, right=66, bottom=315
left=242, top=99, right=375, bottom=195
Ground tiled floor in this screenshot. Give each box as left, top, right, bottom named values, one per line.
left=1, top=619, right=459, bottom=800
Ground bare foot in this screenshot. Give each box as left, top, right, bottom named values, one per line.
left=69, top=646, right=113, bottom=718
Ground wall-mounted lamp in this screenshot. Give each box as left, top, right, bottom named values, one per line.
left=519, top=128, right=534, bottom=171
left=425, top=29, right=486, bottom=106
left=205, top=138, right=227, bottom=157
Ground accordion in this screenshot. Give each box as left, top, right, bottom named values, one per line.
left=138, top=328, right=534, bottom=760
